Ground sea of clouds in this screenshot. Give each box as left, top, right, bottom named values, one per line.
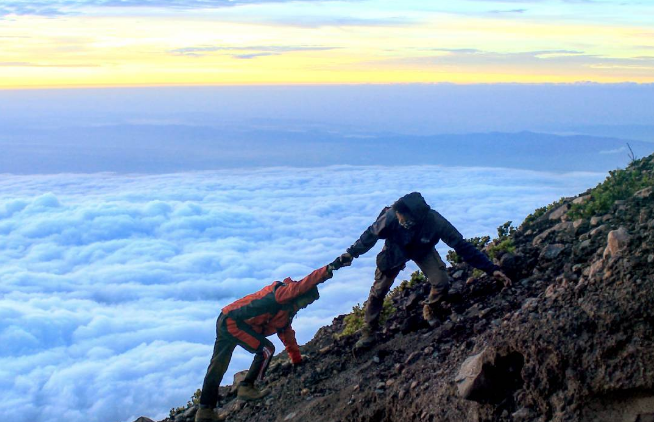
left=0, top=165, right=606, bottom=422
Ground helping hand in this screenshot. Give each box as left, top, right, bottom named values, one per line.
left=493, top=270, right=512, bottom=287
left=339, top=252, right=353, bottom=266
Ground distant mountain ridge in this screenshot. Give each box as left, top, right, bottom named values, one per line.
left=1, top=125, right=652, bottom=174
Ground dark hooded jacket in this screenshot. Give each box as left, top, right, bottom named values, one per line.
left=346, top=192, right=499, bottom=274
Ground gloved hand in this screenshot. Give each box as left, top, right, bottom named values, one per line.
left=328, top=254, right=352, bottom=272
left=339, top=252, right=353, bottom=266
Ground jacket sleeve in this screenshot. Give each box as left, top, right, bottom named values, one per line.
left=346, top=208, right=392, bottom=258
left=274, top=266, right=331, bottom=304
left=278, top=326, right=301, bottom=364
left=434, top=211, right=499, bottom=275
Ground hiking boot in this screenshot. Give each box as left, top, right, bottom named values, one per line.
left=195, top=407, right=222, bottom=422
left=423, top=304, right=440, bottom=328
left=354, top=325, right=376, bottom=349
left=237, top=384, right=270, bottom=401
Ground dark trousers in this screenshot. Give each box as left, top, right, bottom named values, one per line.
left=199, top=314, right=275, bottom=408
left=365, top=248, right=450, bottom=328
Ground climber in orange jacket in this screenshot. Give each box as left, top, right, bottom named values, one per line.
left=196, top=256, right=349, bottom=422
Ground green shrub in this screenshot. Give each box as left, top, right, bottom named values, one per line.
left=169, top=389, right=202, bottom=417
left=446, top=235, right=491, bottom=265
left=488, top=238, right=516, bottom=260
left=335, top=272, right=423, bottom=339
left=472, top=268, right=485, bottom=279
left=521, top=197, right=567, bottom=228
left=567, top=155, right=653, bottom=219
left=446, top=220, right=516, bottom=265
left=496, top=221, right=516, bottom=240
left=397, top=270, right=426, bottom=291
left=336, top=297, right=396, bottom=339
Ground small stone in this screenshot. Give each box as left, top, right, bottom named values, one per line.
left=549, top=203, right=569, bottom=220
left=423, top=346, right=434, bottom=355
left=376, top=381, right=386, bottom=389
left=573, top=218, right=587, bottom=231
left=590, top=216, right=602, bottom=226
left=473, top=320, right=488, bottom=333
left=634, top=186, right=653, bottom=199
left=578, top=239, right=592, bottom=252
left=405, top=351, right=421, bottom=365
left=553, top=221, right=574, bottom=233
left=319, top=345, right=332, bottom=354
left=301, top=388, right=310, bottom=396
left=181, top=407, right=197, bottom=420
left=406, top=293, right=421, bottom=309
left=532, top=227, right=555, bottom=246
left=573, top=195, right=590, bottom=205
left=589, top=224, right=608, bottom=237
left=545, top=284, right=557, bottom=298
left=385, top=379, right=395, bottom=387
left=512, top=407, right=532, bottom=419
left=372, top=355, right=381, bottom=364
left=284, top=411, right=297, bottom=421
left=411, top=381, right=419, bottom=389
left=540, top=244, right=565, bottom=260
left=452, top=270, right=464, bottom=279
left=588, top=258, right=605, bottom=279
left=639, top=210, right=649, bottom=224
left=230, top=370, right=248, bottom=394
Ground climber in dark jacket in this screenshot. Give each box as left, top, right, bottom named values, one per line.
left=196, top=257, right=348, bottom=422
left=339, top=192, right=511, bottom=349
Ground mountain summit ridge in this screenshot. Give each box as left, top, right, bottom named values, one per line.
left=156, top=154, right=654, bottom=422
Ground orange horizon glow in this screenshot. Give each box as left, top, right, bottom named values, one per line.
left=1, top=2, right=653, bottom=89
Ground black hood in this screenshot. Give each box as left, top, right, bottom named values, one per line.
left=392, top=192, right=431, bottom=222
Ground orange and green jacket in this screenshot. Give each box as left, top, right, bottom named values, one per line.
left=221, top=266, right=331, bottom=363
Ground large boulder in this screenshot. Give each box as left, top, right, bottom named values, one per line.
left=456, top=348, right=493, bottom=401
left=603, top=226, right=631, bottom=259
left=455, top=347, right=524, bottom=403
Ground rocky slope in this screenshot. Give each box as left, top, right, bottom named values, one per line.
left=153, top=154, right=654, bottom=422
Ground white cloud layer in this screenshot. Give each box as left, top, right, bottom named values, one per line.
left=0, top=165, right=605, bottom=422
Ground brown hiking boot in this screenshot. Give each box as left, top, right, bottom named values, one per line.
left=354, top=325, right=376, bottom=349
left=195, top=407, right=224, bottom=422
left=423, top=304, right=440, bottom=328
left=237, top=384, right=270, bottom=401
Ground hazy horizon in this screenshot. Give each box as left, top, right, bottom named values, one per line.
left=1, top=84, right=653, bottom=176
